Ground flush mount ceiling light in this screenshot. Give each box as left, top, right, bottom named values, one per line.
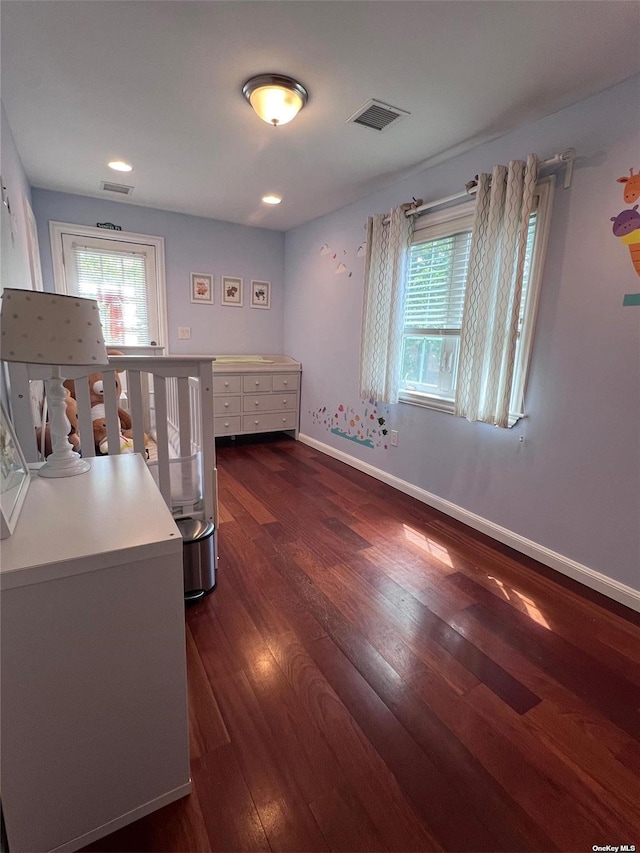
left=262, top=195, right=282, bottom=205
left=242, top=74, right=308, bottom=127
left=108, top=160, right=133, bottom=172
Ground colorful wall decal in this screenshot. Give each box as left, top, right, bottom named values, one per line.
left=309, top=399, right=391, bottom=449
left=611, top=205, right=640, bottom=277
left=617, top=167, right=640, bottom=204
left=622, top=293, right=640, bottom=306
left=317, top=241, right=366, bottom=278
left=610, top=165, right=640, bottom=305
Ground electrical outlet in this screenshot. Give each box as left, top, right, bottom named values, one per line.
left=178, top=326, right=191, bottom=340
left=390, top=430, right=398, bottom=446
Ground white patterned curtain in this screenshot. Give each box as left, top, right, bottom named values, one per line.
left=455, top=155, right=537, bottom=426
left=359, top=206, right=414, bottom=404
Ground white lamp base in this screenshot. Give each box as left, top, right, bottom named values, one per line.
left=39, top=455, right=91, bottom=478
left=38, top=372, right=91, bottom=478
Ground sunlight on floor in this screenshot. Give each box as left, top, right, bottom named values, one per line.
left=402, top=524, right=454, bottom=568
left=254, top=651, right=280, bottom=682
left=487, top=575, right=551, bottom=629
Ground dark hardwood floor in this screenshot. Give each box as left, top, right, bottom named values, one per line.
left=86, top=435, right=640, bottom=852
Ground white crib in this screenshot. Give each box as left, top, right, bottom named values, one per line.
left=6, top=355, right=217, bottom=528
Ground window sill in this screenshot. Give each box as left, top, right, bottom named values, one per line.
left=399, top=391, right=525, bottom=427
left=399, top=391, right=454, bottom=413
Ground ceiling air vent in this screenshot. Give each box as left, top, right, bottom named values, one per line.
left=347, top=98, right=410, bottom=132
left=100, top=181, right=133, bottom=195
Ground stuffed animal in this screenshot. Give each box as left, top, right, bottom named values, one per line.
left=35, top=388, right=81, bottom=458
left=64, top=351, right=135, bottom=455
left=90, top=402, right=135, bottom=455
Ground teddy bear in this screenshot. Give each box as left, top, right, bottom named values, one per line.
left=64, top=351, right=135, bottom=455
left=35, top=387, right=81, bottom=458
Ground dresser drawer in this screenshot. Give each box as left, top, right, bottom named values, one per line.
left=216, top=395, right=242, bottom=415
left=243, top=375, right=272, bottom=393
left=243, top=412, right=297, bottom=432
left=215, top=415, right=241, bottom=435
left=243, top=393, right=297, bottom=413
left=272, top=373, right=299, bottom=392
left=214, top=375, right=242, bottom=394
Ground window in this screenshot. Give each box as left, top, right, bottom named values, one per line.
left=400, top=177, right=553, bottom=420
left=50, top=223, right=167, bottom=347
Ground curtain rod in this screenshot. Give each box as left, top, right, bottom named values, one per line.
left=391, top=148, right=576, bottom=223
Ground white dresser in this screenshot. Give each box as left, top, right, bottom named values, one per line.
left=0, top=455, right=190, bottom=853
left=212, top=355, right=301, bottom=438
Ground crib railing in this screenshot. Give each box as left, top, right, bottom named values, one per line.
left=6, top=355, right=217, bottom=527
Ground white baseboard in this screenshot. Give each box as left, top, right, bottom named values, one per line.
left=299, top=433, right=640, bottom=613
left=50, top=782, right=192, bottom=853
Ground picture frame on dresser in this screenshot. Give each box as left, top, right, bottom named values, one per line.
left=0, top=404, right=30, bottom=539
left=250, top=280, right=271, bottom=309
left=221, top=276, right=243, bottom=307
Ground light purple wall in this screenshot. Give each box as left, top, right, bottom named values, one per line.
left=1, top=100, right=34, bottom=293
left=31, top=189, right=285, bottom=355
left=284, top=75, right=640, bottom=590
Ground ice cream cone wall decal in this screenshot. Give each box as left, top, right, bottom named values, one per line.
left=611, top=204, right=640, bottom=277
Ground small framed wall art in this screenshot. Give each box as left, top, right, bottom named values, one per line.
left=221, top=276, right=243, bottom=307
left=250, top=280, right=271, bottom=309
left=190, top=273, right=214, bottom=304
left=0, top=405, right=30, bottom=539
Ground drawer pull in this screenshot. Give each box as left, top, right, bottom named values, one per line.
left=254, top=401, right=259, bottom=406
left=255, top=380, right=260, bottom=386
left=224, top=422, right=229, bottom=427
left=282, top=418, right=287, bottom=422
left=283, top=399, right=287, bottom=404
left=224, top=402, right=229, bottom=408
left=283, top=380, right=288, bottom=385
left=224, top=381, right=229, bottom=387
left=254, top=419, right=259, bottom=425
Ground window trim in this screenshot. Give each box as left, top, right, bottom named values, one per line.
left=399, top=177, right=555, bottom=420
left=49, top=221, right=168, bottom=349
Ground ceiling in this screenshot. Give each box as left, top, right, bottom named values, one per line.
left=2, top=1, right=638, bottom=231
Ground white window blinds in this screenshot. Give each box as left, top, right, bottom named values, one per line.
left=404, top=230, right=472, bottom=331
left=72, top=245, right=149, bottom=346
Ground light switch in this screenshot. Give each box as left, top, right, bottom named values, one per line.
left=178, top=326, right=191, bottom=340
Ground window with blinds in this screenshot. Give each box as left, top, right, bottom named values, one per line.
left=73, top=245, right=150, bottom=346
left=57, top=230, right=163, bottom=347
left=400, top=196, right=544, bottom=409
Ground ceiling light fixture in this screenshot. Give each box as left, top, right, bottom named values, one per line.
left=242, top=74, right=308, bottom=127
left=262, top=195, right=282, bottom=205
left=108, top=160, right=133, bottom=172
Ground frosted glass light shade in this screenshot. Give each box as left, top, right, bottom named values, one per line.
left=1, top=289, right=109, bottom=367
left=243, top=75, right=308, bottom=126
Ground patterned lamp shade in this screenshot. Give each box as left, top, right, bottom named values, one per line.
left=1, top=289, right=109, bottom=366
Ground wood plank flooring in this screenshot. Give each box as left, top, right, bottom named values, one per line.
left=86, top=435, right=640, bottom=853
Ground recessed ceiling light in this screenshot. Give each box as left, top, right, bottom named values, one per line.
left=108, top=160, right=133, bottom=172
left=262, top=195, right=282, bottom=205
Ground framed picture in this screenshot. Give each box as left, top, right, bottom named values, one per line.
left=190, top=273, right=214, bottom=304
left=1, top=405, right=30, bottom=539
left=250, top=280, right=271, bottom=309
left=221, top=276, right=243, bottom=307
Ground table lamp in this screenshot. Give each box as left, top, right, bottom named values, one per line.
left=1, top=288, right=109, bottom=477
